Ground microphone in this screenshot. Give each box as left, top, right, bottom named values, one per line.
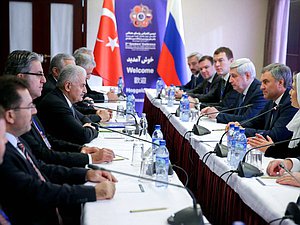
left=285, top=195, right=300, bottom=224
left=192, top=104, right=253, bottom=136
left=237, top=137, right=300, bottom=178
left=87, top=164, right=204, bottom=225
left=92, top=124, right=173, bottom=175
left=93, top=105, right=140, bottom=135
left=214, top=104, right=280, bottom=157
left=279, top=162, right=300, bottom=184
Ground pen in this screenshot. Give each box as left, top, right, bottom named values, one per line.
left=138, top=184, right=145, bottom=192
left=129, top=207, right=167, bottom=213
left=115, top=154, right=129, bottom=160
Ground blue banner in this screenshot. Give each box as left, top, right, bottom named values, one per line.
left=115, top=0, right=167, bottom=115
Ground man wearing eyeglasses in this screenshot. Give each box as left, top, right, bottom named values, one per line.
left=0, top=76, right=117, bottom=225
left=3, top=50, right=115, bottom=167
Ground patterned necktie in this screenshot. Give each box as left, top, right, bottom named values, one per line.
left=0, top=209, right=10, bottom=225
left=32, top=117, right=52, bottom=149
left=16, top=139, right=46, bottom=182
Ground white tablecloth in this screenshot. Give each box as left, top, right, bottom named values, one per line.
left=82, top=119, right=210, bottom=225
left=145, top=88, right=299, bottom=225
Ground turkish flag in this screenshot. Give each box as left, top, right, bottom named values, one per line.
left=93, top=0, right=123, bottom=86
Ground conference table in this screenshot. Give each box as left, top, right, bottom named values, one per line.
left=82, top=101, right=210, bottom=225
left=143, top=89, right=299, bottom=225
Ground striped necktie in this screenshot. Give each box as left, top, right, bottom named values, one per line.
left=16, top=139, right=46, bottom=182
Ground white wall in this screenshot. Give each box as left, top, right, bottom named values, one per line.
left=87, top=0, right=268, bottom=77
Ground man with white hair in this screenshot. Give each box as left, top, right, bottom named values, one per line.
left=201, top=58, right=266, bottom=123
left=38, top=64, right=99, bottom=145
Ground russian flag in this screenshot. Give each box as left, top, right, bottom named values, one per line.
left=157, top=0, right=187, bottom=86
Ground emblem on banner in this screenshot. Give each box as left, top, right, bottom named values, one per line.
left=130, top=4, right=153, bottom=28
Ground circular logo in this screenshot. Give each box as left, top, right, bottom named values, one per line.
left=130, top=4, right=153, bottom=28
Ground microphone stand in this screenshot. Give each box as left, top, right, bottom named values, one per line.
left=214, top=104, right=280, bottom=158
left=237, top=136, right=300, bottom=178
left=94, top=105, right=140, bottom=135
left=87, top=164, right=204, bottom=225
left=192, top=104, right=253, bottom=136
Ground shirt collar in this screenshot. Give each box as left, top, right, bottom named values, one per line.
left=242, top=80, right=254, bottom=96
left=223, top=73, right=230, bottom=82
left=5, top=132, right=18, bottom=149
left=207, top=74, right=214, bottom=83
left=274, top=92, right=284, bottom=105
left=63, top=94, right=73, bottom=108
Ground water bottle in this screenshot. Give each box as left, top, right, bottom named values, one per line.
left=117, top=76, right=125, bottom=97
left=139, top=113, right=148, bottom=137
left=152, top=125, right=163, bottom=157
left=226, top=123, right=235, bottom=164
left=156, top=78, right=164, bottom=98
left=235, top=128, right=247, bottom=164
left=179, top=94, right=185, bottom=119
left=167, top=84, right=175, bottom=107
left=126, top=94, right=135, bottom=121
left=230, top=126, right=240, bottom=168
left=155, top=140, right=169, bottom=188
left=181, top=94, right=190, bottom=122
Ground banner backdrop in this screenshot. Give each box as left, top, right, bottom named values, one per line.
left=115, top=0, right=167, bottom=114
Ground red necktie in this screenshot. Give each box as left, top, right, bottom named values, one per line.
left=17, top=140, right=46, bottom=182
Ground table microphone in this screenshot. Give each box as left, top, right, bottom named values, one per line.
left=192, top=104, right=253, bottom=136
left=237, top=136, right=300, bottom=178
left=91, top=123, right=173, bottom=175
left=93, top=105, right=139, bottom=135
left=285, top=195, right=300, bottom=224
left=214, top=104, right=280, bottom=157
left=87, top=164, right=204, bottom=225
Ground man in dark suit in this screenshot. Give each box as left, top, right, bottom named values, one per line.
left=73, top=47, right=118, bottom=102
left=185, top=55, right=222, bottom=103
left=0, top=77, right=116, bottom=225
left=74, top=52, right=112, bottom=121
left=0, top=106, right=11, bottom=225
left=212, top=47, right=239, bottom=109
left=236, top=63, right=297, bottom=143
left=180, top=52, right=203, bottom=91
left=3, top=50, right=114, bottom=162
left=201, top=58, right=267, bottom=123
left=38, top=64, right=99, bottom=145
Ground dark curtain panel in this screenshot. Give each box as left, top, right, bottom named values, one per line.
left=263, top=0, right=290, bottom=66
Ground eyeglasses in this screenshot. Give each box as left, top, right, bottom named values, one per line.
left=11, top=103, right=36, bottom=111
left=23, top=72, right=45, bottom=77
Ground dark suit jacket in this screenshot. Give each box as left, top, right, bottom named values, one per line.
left=35, top=74, right=57, bottom=107
left=21, top=115, right=89, bottom=167
left=180, top=74, right=204, bottom=91
left=216, top=79, right=267, bottom=123
left=265, top=141, right=300, bottom=158
left=187, top=73, right=222, bottom=103
left=85, top=82, right=105, bottom=101
left=216, top=78, right=240, bottom=110
left=198, top=76, right=240, bottom=109
left=37, top=88, right=98, bottom=145
left=0, top=140, right=96, bottom=225
left=242, top=89, right=297, bottom=143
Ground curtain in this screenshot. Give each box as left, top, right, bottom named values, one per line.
left=263, top=0, right=290, bottom=66
left=51, top=3, right=73, bottom=57
left=9, top=2, right=32, bottom=51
